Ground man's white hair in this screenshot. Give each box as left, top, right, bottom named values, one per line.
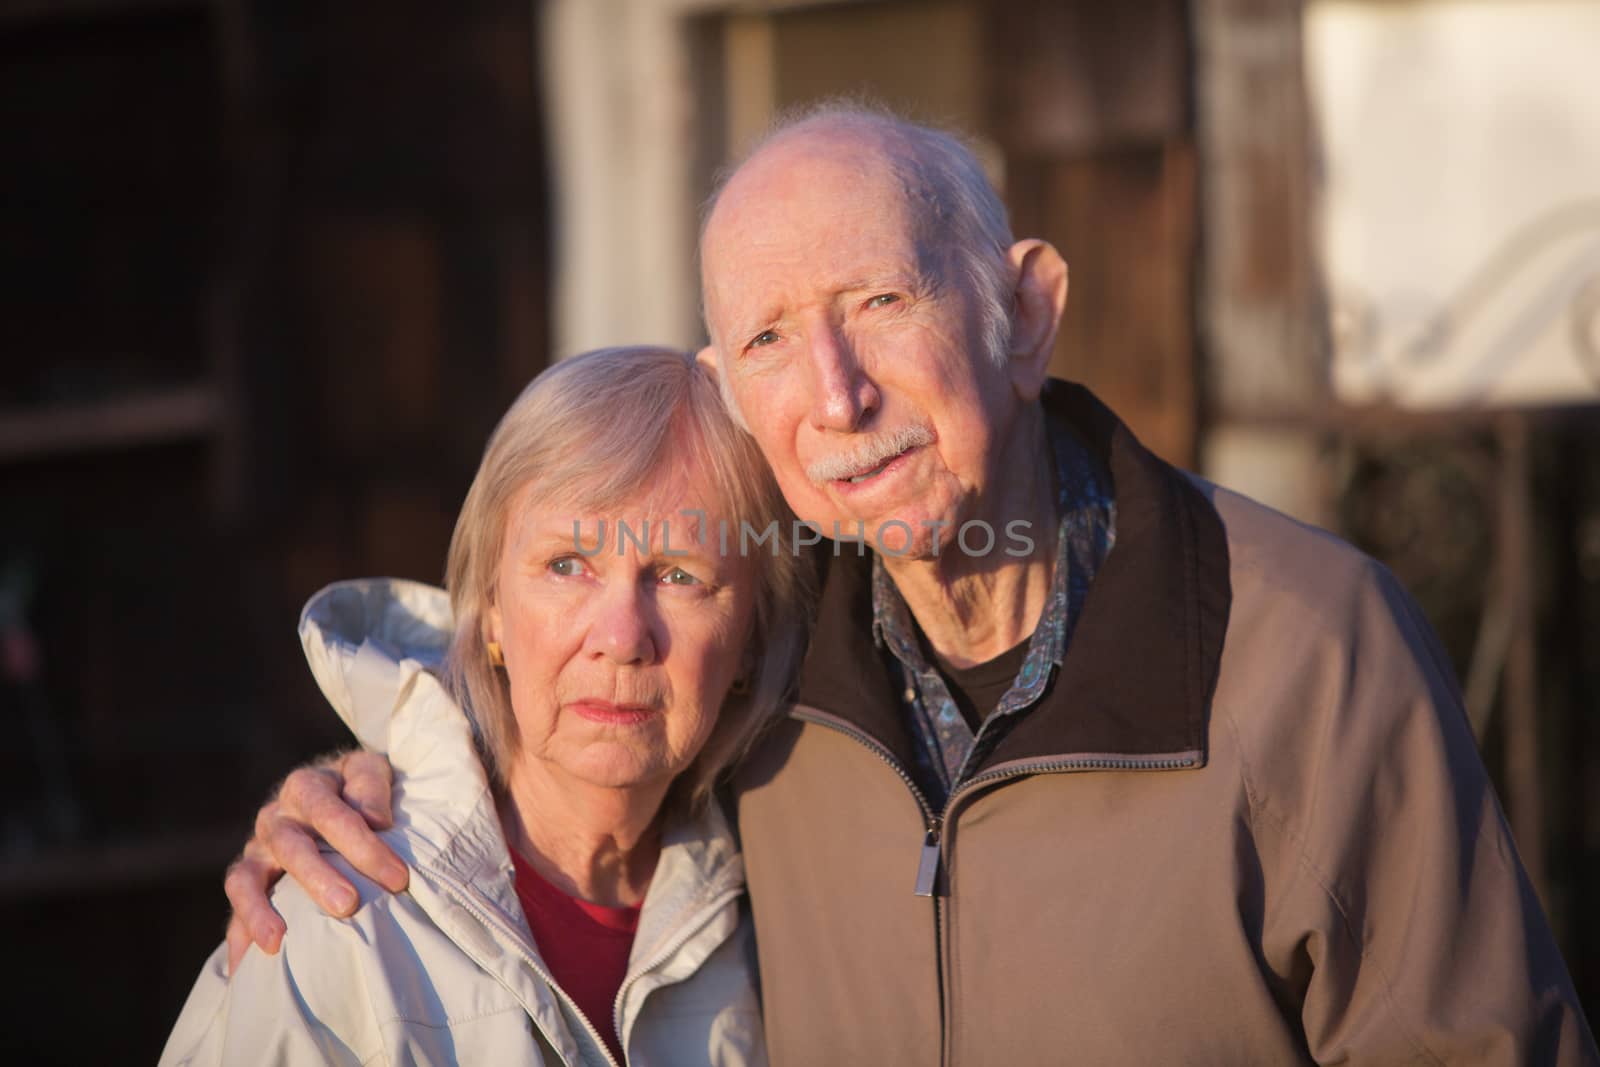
left=699, top=101, right=1017, bottom=425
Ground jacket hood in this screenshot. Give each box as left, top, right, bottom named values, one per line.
left=297, top=578, right=513, bottom=922
left=298, top=577, right=455, bottom=754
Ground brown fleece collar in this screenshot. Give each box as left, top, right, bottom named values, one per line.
left=793, top=380, right=1231, bottom=773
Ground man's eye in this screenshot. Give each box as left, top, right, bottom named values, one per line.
left=662, top=566, right=702, bottom=586
left=549, top=557, right=588, bottom=577
left=866, top=293, right=899, bottom=309
left=748, top=329, right=779, bottom=349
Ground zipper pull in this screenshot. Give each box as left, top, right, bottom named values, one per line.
left=914, top=818, right=942, bottom=897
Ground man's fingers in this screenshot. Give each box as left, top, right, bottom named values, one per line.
left=275, top=764, right=344, bottom=821
left=271, top=765, right=378, bottom=901
left=260, top=807, right=362, bottom=916
left=334, top=751, right=409, bottom=893
left=223, top=846, right=285, bottom=957
left=265, top=759, right=407, bottom=901
left=221, top=749, right=405, bottom=966
left=339, top=750, right=396, bottom=830
left=297, top=764, right=409, bottom=894
left=225, top=915, right=252, bottom=976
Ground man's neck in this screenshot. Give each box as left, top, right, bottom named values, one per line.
left=499, top=759, right=666, bottom=908
left=880, top=405, right=1058, bottom=669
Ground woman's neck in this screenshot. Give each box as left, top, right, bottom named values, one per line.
left=499, top=760, right=666, bottom=908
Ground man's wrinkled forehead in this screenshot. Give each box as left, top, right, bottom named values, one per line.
left=700, top=131, right=948, bottom=334
left=703, top=127, right=908, bottom=265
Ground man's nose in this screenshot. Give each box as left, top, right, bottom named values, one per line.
left=806, top=322, right=880, bottom=433
left=584, top=582, right=657, bottom=666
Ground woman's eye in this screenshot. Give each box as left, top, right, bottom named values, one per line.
left=866, top=293, right=899, bottom=309
left=549, top=557, right=588, bottom=577
left=662, top=566, right=701, bottom=586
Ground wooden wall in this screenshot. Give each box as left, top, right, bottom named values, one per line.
left=990, top=0, right=1197, bottom=468
left=0, top=1, right=548, bottom=1060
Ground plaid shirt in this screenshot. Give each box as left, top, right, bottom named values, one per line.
left=871, top=413, right=1116, bottom=808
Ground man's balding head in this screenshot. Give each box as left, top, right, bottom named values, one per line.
left=702, top=104, right=1016, bottom=369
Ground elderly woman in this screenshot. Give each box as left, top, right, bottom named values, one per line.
left=162, top=347, right=810, bottom=1066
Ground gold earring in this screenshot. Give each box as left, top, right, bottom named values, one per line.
left=487, top=641, right=505, bottom=667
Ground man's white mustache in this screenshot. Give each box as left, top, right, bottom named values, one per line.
left=806, top=424, right=935, bottom=484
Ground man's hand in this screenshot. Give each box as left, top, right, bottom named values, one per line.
left=223, top=749, right=409, bottom=974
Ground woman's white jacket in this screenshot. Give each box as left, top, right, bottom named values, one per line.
left=161, top=578, right=766, bottom=1067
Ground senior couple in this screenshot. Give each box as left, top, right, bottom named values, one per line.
left=164, top=107, right=1597, bottom=1065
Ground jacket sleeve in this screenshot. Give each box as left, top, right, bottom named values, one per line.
left=158, top=897, right=385, bottom=1065
left=1249, top=560, right=1597, bottom=1066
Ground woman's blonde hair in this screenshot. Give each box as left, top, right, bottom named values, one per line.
left=442, top=346, right=813, bottom=810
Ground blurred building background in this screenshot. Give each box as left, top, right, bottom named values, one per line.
left=0, top=0, right=1595, bottom=1059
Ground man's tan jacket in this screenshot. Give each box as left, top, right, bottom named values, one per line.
left=735, top=383, right=1596, bottom=1065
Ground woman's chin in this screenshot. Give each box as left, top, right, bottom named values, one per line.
left=560, top=745, right=679, bottom=793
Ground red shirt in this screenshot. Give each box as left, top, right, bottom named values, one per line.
left=510, top=850, right=641, bottom=1064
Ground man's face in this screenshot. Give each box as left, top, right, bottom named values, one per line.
left=701, top=138, right=1020, bottom=560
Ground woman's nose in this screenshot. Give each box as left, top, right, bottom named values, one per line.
left=584, top=584, right=657, bottom=666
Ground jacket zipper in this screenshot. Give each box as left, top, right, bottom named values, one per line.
left=789, top=710, right=1197, bottom=1065
left=914, top=816, right=944, bottom=896
left=436, top=870, right=745, bottom=1067
left=926, top=753, right=1200, bottom=886
left=788, top=709, right=945, bottom=1062
left=789, top=707, right=936, bottom=846
left=931, top=754, right=1197, bottom=1067
left=796, top=705, right=1196, bottom=892
left=433, top=878, right=624, bottom=1067
left=612, top=883, right=746, bottom=1059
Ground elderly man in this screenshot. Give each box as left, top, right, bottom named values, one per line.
left=228, top=106, right=1596, bottom=1064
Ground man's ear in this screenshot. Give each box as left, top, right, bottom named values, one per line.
left=694, top=344, right=720, bottom=374
left=1005, top=239, right=1069, bottom=401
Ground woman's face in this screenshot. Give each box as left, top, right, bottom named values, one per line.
left=485, top=468, right=757, bottom=795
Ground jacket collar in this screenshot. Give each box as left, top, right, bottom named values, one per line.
left=793, top=380, right=1231, bottom=774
